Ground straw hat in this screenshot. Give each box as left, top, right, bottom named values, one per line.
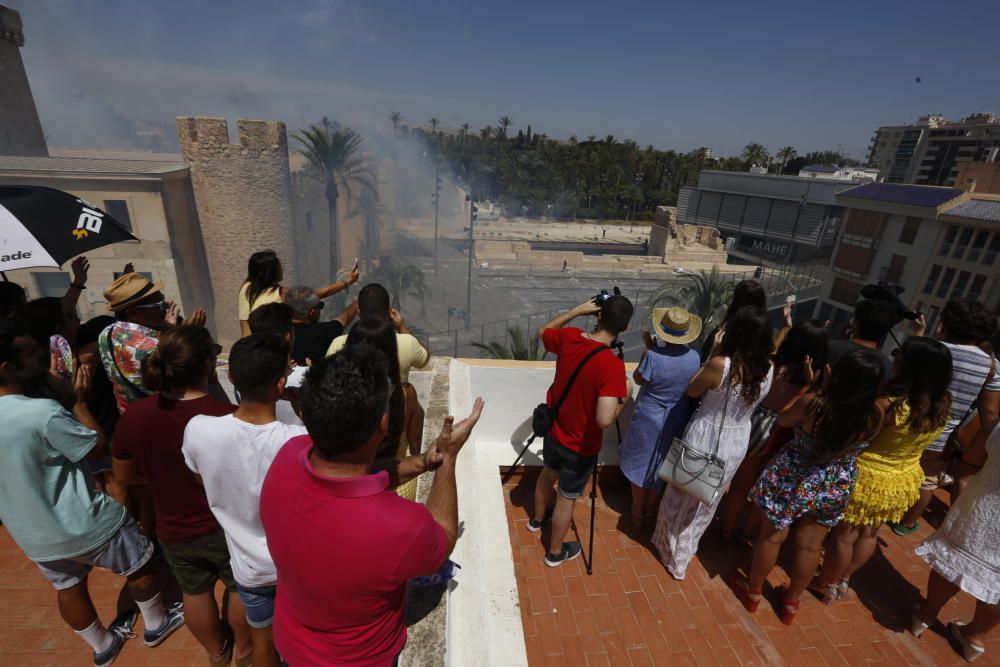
left=651, top=306, right=702, bottom=345
left=104, top=272, right=164, bottom=312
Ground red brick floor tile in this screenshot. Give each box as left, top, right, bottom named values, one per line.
left=560, top=635, right=587, bottom=665
left=584, top=653, right=611, bottom=667
left=600, top=634, right=630, bottom=665
left=626, top=646, right=655, bottom=667
left=573, top=609, right=607, bottom=655
left=551, top=596, right=579, bottom=636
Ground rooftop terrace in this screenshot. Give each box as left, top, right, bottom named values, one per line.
left=0, top=358, right=996, bottom=666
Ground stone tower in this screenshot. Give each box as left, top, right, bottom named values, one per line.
left=177, top=117, right=298, bottom=345
left=0, top=4, right=48, bottom=156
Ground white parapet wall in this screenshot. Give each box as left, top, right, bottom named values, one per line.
left=445, top=359, right=635, bottom=667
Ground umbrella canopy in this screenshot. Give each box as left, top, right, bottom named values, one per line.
left=0, top=185, right=138, bottom=273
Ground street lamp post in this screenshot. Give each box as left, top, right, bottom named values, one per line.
left=433, top=158, right=441, bottom=274
left=465, top=195, right=477, bottom=330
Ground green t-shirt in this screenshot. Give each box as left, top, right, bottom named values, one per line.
left=0, top=395, right=126, bottom=562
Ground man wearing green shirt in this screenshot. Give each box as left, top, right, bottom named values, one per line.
left=0, top=318, right=184, bottom=666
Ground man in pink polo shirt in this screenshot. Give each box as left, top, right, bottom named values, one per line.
left=260, top=345, right=484, bottom=666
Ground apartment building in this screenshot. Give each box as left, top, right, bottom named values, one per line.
left=815, top=182, right=999, bottom=342
left=867, top=113, right=1000, bottom=186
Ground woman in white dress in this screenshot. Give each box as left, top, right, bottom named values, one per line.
left=652, top=306, right=775, bottom=580
left=911, top=422, right=1000, bottom=663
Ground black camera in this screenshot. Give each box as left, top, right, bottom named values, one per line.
left=860, top=281, right=919, bottom=322
left=593, top=286, right=622, bottom=305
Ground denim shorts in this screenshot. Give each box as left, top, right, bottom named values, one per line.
left=35, top=517, right=154, bottom=591
left=236, top=583, right=277, bottom=629
left=542, top=437, right=598, bottom=499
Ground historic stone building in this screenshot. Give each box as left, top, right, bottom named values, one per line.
left=177, top=117, right=299, bottom=343
left=0, top=4, right=48, bottom=157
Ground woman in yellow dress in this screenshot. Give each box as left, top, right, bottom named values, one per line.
left=814, top=336, right=953, bottom=602
left=345, top=318, right=420, bottom=500
left=238, top=250, right=359, bottom=337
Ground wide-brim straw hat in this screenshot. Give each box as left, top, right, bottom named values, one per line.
left=651, top=306, right=702, bottom=345
left=104, top=272, right=164, bottom=312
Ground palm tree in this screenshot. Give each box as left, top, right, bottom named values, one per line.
left=497, top=116, right=513, bottom=140
left=368, top=258, right=431, bottom=313
left=348, top=187, right=382, bottom=271
left=429, top=117, right=439, bottom=133
left=741, top=143, right=769, bottom=168
left=649, top=267, right=734, bottom=339
left=471, top=326, right=545, bottom=360
left=388, top=111, right=403, bottom=135
left=293, top=123, right=378, bottom=280
left=460, top=123, right=470, bottom=140
left=775, top=146, right=797, bottom=174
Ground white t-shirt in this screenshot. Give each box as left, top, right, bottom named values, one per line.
left=182, top=415, right=307, bottom=587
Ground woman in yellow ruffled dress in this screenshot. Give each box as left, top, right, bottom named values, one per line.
left=813, top=337, right=953, bottom=602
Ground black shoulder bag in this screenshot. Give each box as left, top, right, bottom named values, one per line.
left=531, top=345, right=609, bottom=439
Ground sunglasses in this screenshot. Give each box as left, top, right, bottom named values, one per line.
left=133, top=299, right=167, bottom=312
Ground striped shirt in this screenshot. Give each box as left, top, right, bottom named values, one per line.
left=927, top=342, right=999, bottom=452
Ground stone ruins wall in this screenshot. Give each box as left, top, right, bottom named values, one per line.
left=177, top=117, right=298, bottom=344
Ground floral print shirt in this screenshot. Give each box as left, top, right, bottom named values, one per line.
left=49, top=335, right=74, bottom=380
left=98, top=321, right=159, bottom=414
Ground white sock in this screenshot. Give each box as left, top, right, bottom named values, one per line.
left=75, top=619, right=114, bottom=653
left=136, top=593, right=167, bottom=632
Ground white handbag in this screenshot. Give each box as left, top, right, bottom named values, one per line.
left=657, top=382, right=730, bottom=505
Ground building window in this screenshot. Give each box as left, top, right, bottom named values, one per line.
left=939, top=225, right=958, bottom=256
left=899, top=217, right=921, bottom=244
left=952, top=227, right=973, bottom=259
left=936, top=267, right=956, bottom=298
left=113, top=271, right=154, bottom=282
left=830, top=278, right=863, bottom=306
left=884, top=254, right=907, bottom=283
left=927, top=306, right=941, bottom=334
left=103, top=200, right=134, bottom=233
left=32, top=272, right=70, bottom=298
left=968, top=274, right=987, bottom=301
left=952, top=271, right=971, bottom=299
left=967, top=230, right=989, bottom=262
left=923, top=265, right=942, bottom=294
left=985, top=234, right=1000, bottom=265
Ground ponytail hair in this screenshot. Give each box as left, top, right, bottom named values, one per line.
left=884, top=336, right=953, bottom=433
left=142, top=325, right=217, bottom=395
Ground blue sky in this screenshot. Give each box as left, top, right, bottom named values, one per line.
left=10, top=0, right=1000, bottom=156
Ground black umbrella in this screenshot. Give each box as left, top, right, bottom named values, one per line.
left=0, top=185, right=138, bottom=274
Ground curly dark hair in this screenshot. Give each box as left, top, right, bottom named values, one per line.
left=301, top=345, right=391, bottom=459
left=716, top=306, right=773, bottom=404
left=810, top=350, right=884, bottom=464
left=884, top=336, right=953, bottom=434
left=939, top=299, right=998, bottom=346
left=773, top=319, right=828, bottom=387
left=721, top=280, right=766, bottom=325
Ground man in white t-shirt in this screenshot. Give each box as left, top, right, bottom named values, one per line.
left=183, top=334, right=303, bottom=667
left=893, top=299, right=999, bottom=535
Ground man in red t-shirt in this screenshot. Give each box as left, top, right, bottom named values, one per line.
left=259, top=345, right=484, bottom=666
left=531, top=295, right=633, bottom=566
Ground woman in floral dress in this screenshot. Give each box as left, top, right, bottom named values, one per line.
left=729, top=350, right=885, bottom=624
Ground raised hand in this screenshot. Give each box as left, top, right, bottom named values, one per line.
left=122, top=262, right=135, bottom=275
left=187, top=308, right=207, bottom=328
left=782, top=301, right=794, bottom=329
left=642, top=328, right=655, bottom=350
left=574, top=299, right=601, bottom=317
left=389, top=308, right=405, bottom=331
left=73, top=363, right=93, bottom=403
left=165, top=300, right=180, bottom=326
left=348, top=264, right=361, bottom=285
left=910, top=313, right=927, bottom=337
left=71, top=256, right=90, bottom=287
left=424, top=397, right=485, bottom=469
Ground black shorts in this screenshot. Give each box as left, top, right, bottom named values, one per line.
left=542, top=437, right=598, bottom=499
